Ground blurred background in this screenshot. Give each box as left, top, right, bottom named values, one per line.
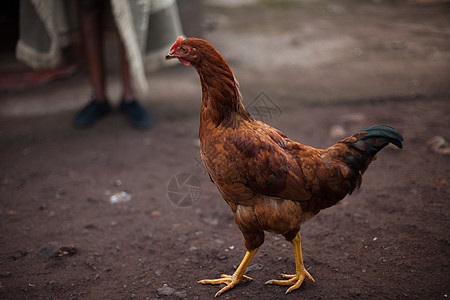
left=1, top=0, right=449, bottom=109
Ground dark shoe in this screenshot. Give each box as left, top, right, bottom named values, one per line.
left=119, top=99, right=153, bottom=129
left=73, top=100, right=111, bottom=128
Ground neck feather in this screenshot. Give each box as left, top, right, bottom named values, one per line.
left=195, top=53, right=253, bottom=127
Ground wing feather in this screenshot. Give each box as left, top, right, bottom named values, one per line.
left=214, top=122, right=314, bottom=205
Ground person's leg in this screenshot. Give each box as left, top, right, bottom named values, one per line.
left=74, top=0, right=110, bottom=128
left=79, top=0, right=106, bottom=101
left=119, top=41, right=134, bottom=102
left=118, top=41, right=152, bottom=128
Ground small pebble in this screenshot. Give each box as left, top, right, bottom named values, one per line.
left=245, top=263, right=263, bottom=273
left=157, top=284, right=175, bottom=296
left=39, top=241, right=60, bottom=258
left=329, top=125, right=346, bottom=139
left=175, top=290, right=188, bottom=298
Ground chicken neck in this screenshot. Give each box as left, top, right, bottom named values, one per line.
left=194, top=55, right=253, bottom=128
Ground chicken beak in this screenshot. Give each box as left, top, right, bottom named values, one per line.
left=165, top=53, right=176, bottom=60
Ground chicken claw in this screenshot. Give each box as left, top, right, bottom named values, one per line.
left=265, top=268, right=315, bottom=294
left=198, top=274, right=253, bottom=297
left=265, top=233, right=315, bottom=294
left=198, top=248, right=258, bottom=297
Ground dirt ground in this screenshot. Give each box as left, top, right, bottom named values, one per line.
left=1, top=1, right=449, bottom=299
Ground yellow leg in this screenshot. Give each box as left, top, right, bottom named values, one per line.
left=198, top=248, right=258, bottom=297
left=266, top=233, right=315, bottom=294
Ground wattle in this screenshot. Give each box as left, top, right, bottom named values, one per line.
left=178, top=58, right=191, bottom=67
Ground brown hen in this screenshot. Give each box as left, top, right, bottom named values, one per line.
left=166, top=36, right=403, bottom=297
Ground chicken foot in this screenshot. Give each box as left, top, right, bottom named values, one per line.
left=198, top=248, right=258, bottom=297
left=265, top=233, right=315, bottom=294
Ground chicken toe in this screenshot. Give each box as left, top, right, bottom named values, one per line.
left=198, top=249, right=258, bottom=297
left=198, top=274, right=253, bottom=297
left=266, top=268, right=315, bottom=294
left=265, top=233, right=315, bottom=293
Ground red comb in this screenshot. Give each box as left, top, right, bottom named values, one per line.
left=170, top=36, right=184, bottom=53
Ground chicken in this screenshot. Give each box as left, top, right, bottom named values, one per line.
left=165, top=36, right=403, bottom=297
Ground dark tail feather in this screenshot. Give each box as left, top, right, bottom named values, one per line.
left=318, top=125, right=402, bottom=209
left=343, top=125, right=403, bottom=179
left=351, top=125, right=403, bottom=154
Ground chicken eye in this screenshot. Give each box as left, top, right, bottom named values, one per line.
left=181, top=46, right=188, bottom=53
